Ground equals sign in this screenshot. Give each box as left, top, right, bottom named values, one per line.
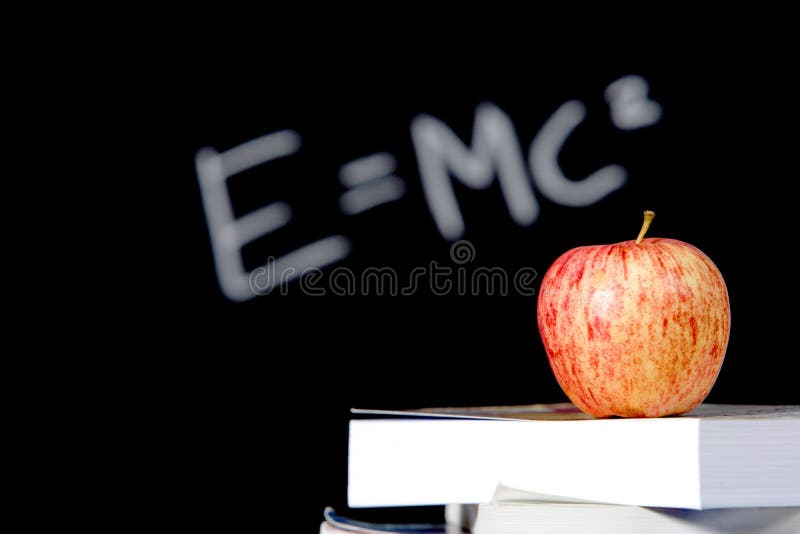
left=338, top=152, right=407, bottom=215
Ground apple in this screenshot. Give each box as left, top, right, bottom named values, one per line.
left=537, top=211, right=730, bottom=418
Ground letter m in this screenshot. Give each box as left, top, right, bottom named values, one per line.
left=411, top=103, right=538, bottom=240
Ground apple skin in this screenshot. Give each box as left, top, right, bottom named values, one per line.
left=537, top=237, right=730, bottom=418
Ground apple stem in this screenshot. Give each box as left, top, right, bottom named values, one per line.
left=635, top=210, right=656, bottom=244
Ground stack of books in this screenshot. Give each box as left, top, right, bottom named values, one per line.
left=322, top=403, right=800, bottom=533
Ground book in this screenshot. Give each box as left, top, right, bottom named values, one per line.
left=319, top=506, right=459, bottom=534
left=471, top=501, right=800, bottom=534
left=348, top=403, right=800, bottom=510
left=320, top=503, right=800, bottom=534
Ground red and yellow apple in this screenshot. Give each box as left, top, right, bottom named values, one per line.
left=537, top=211, right=730, bottom=418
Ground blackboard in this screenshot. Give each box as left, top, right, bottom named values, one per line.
left=150, top=29, right=798, bottom=531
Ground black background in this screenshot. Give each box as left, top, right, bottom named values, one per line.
left=145, top=27, right=798, bottom=532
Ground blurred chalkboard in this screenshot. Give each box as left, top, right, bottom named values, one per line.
left=151, top=31, right=798, bottom=531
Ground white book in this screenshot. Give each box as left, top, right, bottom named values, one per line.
left=347, top=403, right=800, bottom=510
left=471, top=501, right=800, bottom=534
